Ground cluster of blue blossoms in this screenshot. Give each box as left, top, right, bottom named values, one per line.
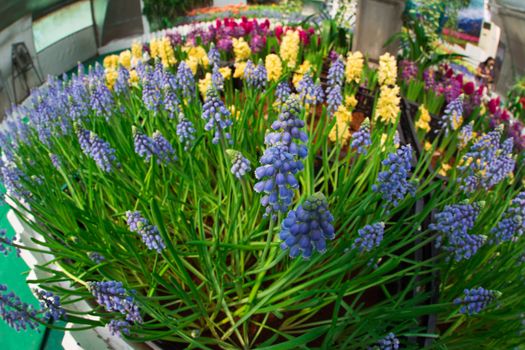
left=132, top=127, right=177, bottom=165
left=175, top=61, right=196, bottom=99
left=246, top=60, right=267, bottom=90
left=373, top=145, right=416, bottom=207
left=439, top=95, right=463, bottom=135
left=275, top=81, right=292, bottom=104
left=326, top=54, right=345, bottom=114
left=176, top=113, right=196, bottom=150
left=126, top=211, right=166, bottom=253
left=491, top=191, right=525, bottom=243
left=227, top=150, right=251, bottom=179
left=201, top=88, right=233, bottom=144
left=454, top=287, right=499, bottom=315
left=0, top=229, right=20, bottom=257
left=430, top=201, right=485, bottom=261
left=76, top=126, right=119, bottom=172
left=89, top=281, right=143, bottom=336
left=279, top=193, right=335, bottom=259
left=254, top=95, right=307, bottom=217
left=370, top=332, right=400, bottom=350
left=36, top=289, right=66, bottom=322
left=353, top=222, right=385, bottom=252
left=297, top=73, right=325, bottom=105
left=351, top=118, right=372, bottom=154
left=458, top=126, right=515, bottom=193
left=0, top=284, right=39, bottom=331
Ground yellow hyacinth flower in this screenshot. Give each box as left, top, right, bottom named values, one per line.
left=118, top=50, right=132, bottom=69
left=103, top=55, right=119, bottom=70
left=378, top=52, right=397, bottom=86
left=280, top=30, right=300, bottom=68
left=128, top=70, right=139, bottom=86
left=376, top=85, right=400, bottom=124
left=415, top=105, right=431, bottom=133
left=265, top=54, right=282, bottom=82
left=293, top=60, right=313, bottom=87
left=219, top=67, right=232, bottom=80
left=198, top=73, right=212, bottom=98
left=345, top=94, right=358, bottom=109
left=158, top=37, right=176, bottom=67
left=233, top=61, right=247, bottom=79
left=232, top=37, right=251, bottom=62
left=131, top=41, right=143, bottom=59
left=105, top=68, right=118, bottom=90
left=185, top=57, right=199, bottom=75
left=345, top=51, right=364, bottom=83
left=328, top=105, right=352, bottom=143
left=149, top=38, right=160, bottom=59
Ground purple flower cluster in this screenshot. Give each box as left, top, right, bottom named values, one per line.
left=327, top=84, right=343, bottom=115
left=176, top=113, right=196, bottom=150
left=152, top=131, right=177, bottom=164
left=133, top=127, right=158, bottom=162
left=49, top=153, right=61, bottom=169
left=454, top=287, right=499, bottom=315
left=371, top=332, right=400, bottom=350
left=458, top=127, right=515, bottom=193
left=491, top=192, right=525, bottom=243
left=0, top=229, right=20, bottom=257
left=36, top=289, right=66, bottom=321
left=76, top=127, right=119, bottom=172
left=439, top=95, right=463, bottom=135
left=298, top=74, right=324, bottom=105
left=400, top=59, right=418, bottom=82
left=89, top=252, right=105, bottom=264
left=227, top=150, right=251, bottom=179
left=353, top=222, right=385, bottom=252
left=351, top=118, right=372, bottom=154
left=430, top=201, right=485, bottom=261
left=246, top=62, right=267, bottom=90
left=372, top=145, right=416, bottom=207
left=254, top=145, right=303, bottom=217
left=114, top=66, right=130, bottom=95
left=126, top=211, right=166, bottom=253
left=279, top=193, right=335, bottom=259
left=459, top=122, right=474, bottom=148
left=201, top=87, right=233, bottom=144
left=88, top=67, right=114, bottom=118
left=1, top=164, right=30, bottom=200
left=265, top=95, right=307, bottom=158
left=142, top=63, right=180, bottom=117
left=0, top=284, right=39, bottom=331
left=208, top=43, right=220, bottom=66
left=327, top=55, right=345, bottom=87
left=275, top=81, right=292, bottom=104
left=89, top=281, right=142, bottom=331
left=175, top=61, right=196, bottom=100
left=212, top=65, right=224, bottom=91
left=108, top=319, right=131, bottom=337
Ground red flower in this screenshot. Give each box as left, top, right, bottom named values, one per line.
left=463, top=82, right=475, bottom=95
left=488, top=97, right=500, bottom=114
left=501, top=109, right=510, bottom=121
left=520, top=97, right=525, bottom=109
left=298, top=30, right=309, bottom=45
left=274, top=26, right=283, bottom=40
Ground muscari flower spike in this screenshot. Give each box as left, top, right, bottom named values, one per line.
left=491, top=191, right=525, bottom=243
left=89, top=281, right=142, bottom=323
left=454, top=287, right=500, bottom=315
left=208, top=43, right=220, bottom=66
left=226, top=149, right=251, bottom=179
left=246, top=61, right=267, bottom=90
left=126, top=211, right=166, bottom=253
left=351, top=118, right=372, bottom=154
left=212, top=64, right=224, bottom=91
left=372, top=145, right=417, bottom=207
left=275, top=81, right=292, bottom=104
left=175, top=61, right=196, bottom=99
left=201, top=87, right=233, bottom=144
left=298, top=73, right=324, bottom=105
left=176, top=113, right=196, bottom=151
left=152, top=131, right=177, bottom=164
left=0, top=229, right=20, bottom=257
left=265, top=94, right=307, bottom=159
left=327, top=55, right=345, bottom=87
left=0, top=164, right=30, bottom=201
left=279, top=193, right=335, bottom=259
left=49, top=153, right=61, bottom=170
left=108, top=319, right=131, bottom=337
left=133, top=126, right=158, bottom=163
left=370, top=332, right=400, bottom=350
left=430, top=201, right=485, bottom=262
left=36, top=289, right=66, bottom=322
left=459, top=121, right=474, bottom=148
left=353, top=222, right=385, bottom=253
left=327, top=84, right=343, bottom=115
left=0, top=284, right=39, bottom=331
left=88, top=131, right=119, bottom=172
left=89, top=252, right=105, bottom=264
left=439, top=95, right=464, bottom=134
left=114, top=66, right=130, bottom=95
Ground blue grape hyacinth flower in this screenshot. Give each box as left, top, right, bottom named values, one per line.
left=126, top=211, right=166, bottom=253
left=351, top=118, right=372, bottom=154
left=36, top=289, right=66, bottom=322
left=176, top=113, right=196, bottom=151
left=226, top=150, right=251, bottom=179
left=373, top=145, right=416, bottom=207
left=201, top=87, right=233, bottom=144
left=279, top=193, right=335, bottom=259
left=0, top=284, right=39, bottom=331
left=370, top=332, right=400, bottom=350
left=353, top=222, right=385, bottom=253
left=491, top=191, right=525, bottom=243
left=454, top=287, right=500, bottom=315
left=89, top=281, right=142, bottom=323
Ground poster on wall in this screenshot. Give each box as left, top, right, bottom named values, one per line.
left=443, top=0, right=485, bottom=46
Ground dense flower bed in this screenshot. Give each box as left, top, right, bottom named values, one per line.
left=0, top=17, right=524, bottom=349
